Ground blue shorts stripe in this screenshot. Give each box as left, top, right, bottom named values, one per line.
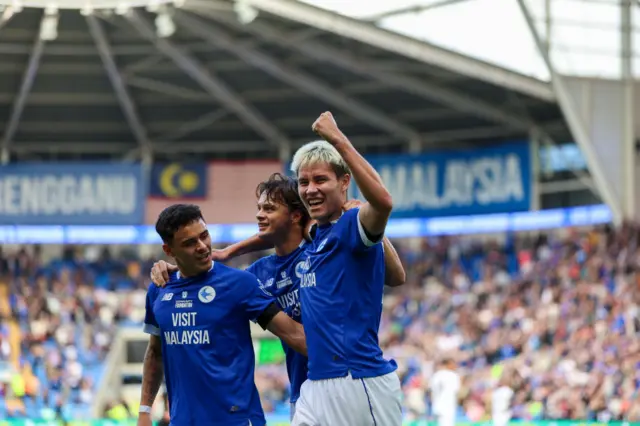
left=360, top=378, right=377, bottom=426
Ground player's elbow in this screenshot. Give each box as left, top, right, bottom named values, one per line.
left=386, top=269, right=406, bottom=287
left=366, top=194, right=393, bottom=230
left=145, top=335, right=163, bottom=361
left=297, top=340, right=308, bottom=357
left=375, top=192, right=393, bottom=215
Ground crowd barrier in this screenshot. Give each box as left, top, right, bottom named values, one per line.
left=0, top=204, right=612, bottom=244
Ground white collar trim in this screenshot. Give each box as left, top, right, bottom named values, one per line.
left=176, top=262, right=214, bottom=280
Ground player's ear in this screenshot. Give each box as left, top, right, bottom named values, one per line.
left=339, top=173, right=350, bottom=194
left=290, top=209, right=302, bottom=225
left=162, top=243, right=173, bottom=258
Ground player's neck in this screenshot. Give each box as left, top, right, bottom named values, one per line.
left=316, top=210, right=342, bottom=226
left=274, top=231, right=304, bottom=257
left=317, top=194, right=348, bottom=226
left=177, top=261, right=214, bottom=279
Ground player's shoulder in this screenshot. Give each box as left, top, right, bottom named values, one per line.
left=341, top=207, right=360, bottom=219
left=212, top=263, right=261, bottom=295
left=146, top=282, right=161, bottom=300
left=214, top=262, right=254, bottom=280
left=247, top=254, right=276, bottom=271
left=221, top=263, right=261, bottom=284
left=336, top=207, right=360, bottom=228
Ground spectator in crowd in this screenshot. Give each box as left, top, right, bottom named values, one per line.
left=0, top=223, right=639, bottom=422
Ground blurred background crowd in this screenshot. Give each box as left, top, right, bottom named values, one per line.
left=1, top=221, right=639, bottom=423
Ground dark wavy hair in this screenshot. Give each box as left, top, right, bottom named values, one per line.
left=155, top=203, right=204, bottom=244
left=255, top=173, right=310, bottom=230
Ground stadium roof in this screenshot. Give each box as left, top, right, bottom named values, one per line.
left=0, top=0, right=580, bottom=162
left=301, top=0, right=640, bottom=81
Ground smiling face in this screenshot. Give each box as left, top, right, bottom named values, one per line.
left=297, top=161, right=350, bottom=224
left=163, top=218, right=212, bottom=277
left=255, top=191, right=302, bottom=243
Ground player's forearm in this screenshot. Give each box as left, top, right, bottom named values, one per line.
left=282, top=325, right=308, bottom=357
left=267, top=315, right=307, bottom=356
left=225, top=234, right=274, bottom=259
left=383, top=237, right=406, bottom=287
left=333, top=136, right=392, bottom=213
left=140, top=340, right=164, bottom=406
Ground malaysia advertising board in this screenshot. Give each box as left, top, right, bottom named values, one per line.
left=0, top=163, right=145, bottom=225
left=348, top=142, right=533, bottom=218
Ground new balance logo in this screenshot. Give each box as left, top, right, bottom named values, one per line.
left=161, top=293, right=174, bottom=301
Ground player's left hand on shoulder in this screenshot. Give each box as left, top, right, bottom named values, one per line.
left=312, top=111, right=345, bottom=146
left=150, top=260, right=176, bottom=287
left=210, top=248, right=229, bottom=262
left=343, top=199, right=364, bottom=211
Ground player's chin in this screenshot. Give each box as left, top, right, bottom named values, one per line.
left=308, top=211, right=322, bottom=221
left=307, top=203, right=325, bottom=218
left=311, top=204, right=336, bottom=221
left=257, top=227, right=275, bottom=240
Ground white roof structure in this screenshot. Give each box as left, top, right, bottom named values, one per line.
left=300, top=0, right=639, bottom=81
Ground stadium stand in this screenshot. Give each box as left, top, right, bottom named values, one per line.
left=1, top=223, right=639, bottom=423
left=0, top=246, right=157, bottom=420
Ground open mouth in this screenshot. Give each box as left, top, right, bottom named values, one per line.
left=196, top=252, right=211, bottom=262
left=307, top=199, right=323, bottom=208
left=257, top=223, right=268, bottom=231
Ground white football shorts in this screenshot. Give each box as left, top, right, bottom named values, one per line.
left=291, top=371, right=402, bottom=426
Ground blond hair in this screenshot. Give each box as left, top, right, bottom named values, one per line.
left=290, top=140, right=350, bottom=178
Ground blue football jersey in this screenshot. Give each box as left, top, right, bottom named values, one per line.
left=143, top=262, right=274, bottom=426
left=246, top=241, right=309, bottom=404
left=299, top=208, right=397, bottom=380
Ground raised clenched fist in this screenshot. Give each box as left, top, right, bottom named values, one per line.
left=311, top=111, right=345, bottom=146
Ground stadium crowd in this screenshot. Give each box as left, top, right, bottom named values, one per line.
left=0, top=222, right=639, bottom=422
left=0, top=246, right=153, bottom=420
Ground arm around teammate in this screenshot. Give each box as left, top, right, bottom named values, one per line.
left=238, top=271, right=307, bottom=356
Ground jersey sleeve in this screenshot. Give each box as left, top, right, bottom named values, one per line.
left=339, top=208, right=383, bottom=252
left=245, top=260, right=270, bottom=294
left=237, top=271, right=276, bottom=323
left=143, top=285, right=161, bottom=336
left=245, top=260, right=259, bottom=276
